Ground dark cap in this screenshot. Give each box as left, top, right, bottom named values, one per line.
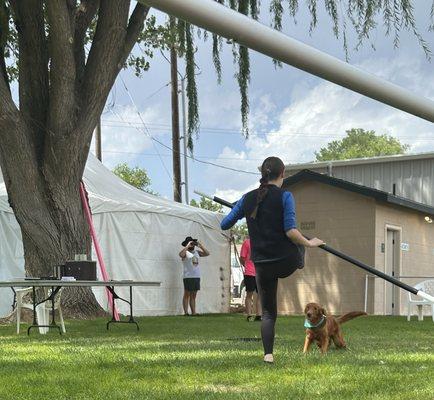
left=182, top=236, right=197, bottom=247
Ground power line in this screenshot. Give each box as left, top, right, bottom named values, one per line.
left=106, top=122, right=260, bottom=174
left=102, top=149, right=303, bottom=163
left=150, top=136, right=260, bottom=175
left=100, top=119, right=434, bottom=141
left=117, top=74, right=173, bottom=182
left=102, top=150, right=255, bottom=160
left=141, top=81, right=171, bottom=102
left=110, top=108, right=174, bottom=182
left=115, top=76, right=260, bottom=176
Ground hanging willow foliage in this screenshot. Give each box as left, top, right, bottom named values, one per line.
left=1, top=1, right=432, bottom=152
left=184, top=23, right=200, bottom=150
left=212, top=33, right=223, bottom=84
left=140, top=1, right=433, bottom=151
left=174, top=0, right=433, bottom=145
left=237, top=0, right=252, bottom=136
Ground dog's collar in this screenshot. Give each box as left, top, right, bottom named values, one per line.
left=304, top=315, right=326, bottom=329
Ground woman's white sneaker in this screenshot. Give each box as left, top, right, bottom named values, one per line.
left=263, top=354, right=274, bottom=363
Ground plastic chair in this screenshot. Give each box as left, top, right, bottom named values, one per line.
left=407, top=280, right=434, bottom=322
left=15, top=287, right=66, bottom=334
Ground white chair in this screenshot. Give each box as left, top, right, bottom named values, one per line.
left=407, top=280, right=434, bottom=322
left=15, top=287, right=66, bottom=334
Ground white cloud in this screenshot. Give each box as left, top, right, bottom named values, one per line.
left=209, top=55, right=434, bottom=200
left=200, top=147, right=260, bottom=202
left=198, top=86, right=242, bottom=129
left=91, top=104, right=170, bottom=169
left=248, top=94, right=277, bottom=129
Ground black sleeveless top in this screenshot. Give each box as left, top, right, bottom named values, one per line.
left=242, top=185, right=304, bottom=267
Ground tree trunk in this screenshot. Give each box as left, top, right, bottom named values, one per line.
left=5, top=147, right=106, bottom=318
left=0, top=2, right=150, bottom=319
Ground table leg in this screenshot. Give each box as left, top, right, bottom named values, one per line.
left=32, top=286, right=37, bottom=325
left=50, top=286, right=56, bottom=325
left=27, top=286, right=62, bottom=336
left=106, top=285, right=139, bottom=331
left=129, top=286, right=139, bottom=330
left=10, top=287, right=16, bottom=312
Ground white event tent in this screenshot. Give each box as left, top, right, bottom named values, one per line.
left=0, top=155, right=231, bottom=317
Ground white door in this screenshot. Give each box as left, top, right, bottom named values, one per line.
left=385, top=229, right=400, bottom=315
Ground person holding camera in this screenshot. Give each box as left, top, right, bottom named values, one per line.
left=179, top=236, right=210, bottom=316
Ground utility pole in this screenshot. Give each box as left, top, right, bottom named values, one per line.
left=170, top=18, right=182, bottom=203
left=180, top=77, right=189, bottom=205
left=95, top=118, right=102, bottom=162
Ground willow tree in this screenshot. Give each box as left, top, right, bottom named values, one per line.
left=0, top=0, right=432, bottom=316
left=0, top=1, right=152, bottom=316
left=173, top=0, right=433, bottom=138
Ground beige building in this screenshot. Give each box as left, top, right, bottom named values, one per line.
left=278, top=169, right=434, bottom=316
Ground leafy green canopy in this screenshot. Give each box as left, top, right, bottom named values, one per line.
left=190, top=196, right=224, bottom=212
left=231, top=222, right=248, bottom=244
left=315, top=128, right=410, bottom=161
left=189, top=195, right=247, bottom=243
left=112, top=162, right=157, bottom=195
left=1, top=1, right=433, bottom=149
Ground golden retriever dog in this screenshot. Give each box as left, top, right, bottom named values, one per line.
left=303, top=302, right=367, bottom=354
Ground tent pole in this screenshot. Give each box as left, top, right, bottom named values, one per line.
left=195, top=190, right=434, bottom=304
left=80, top=182, right=120, bottom=320
left=139, top=0, right=434, bottom=123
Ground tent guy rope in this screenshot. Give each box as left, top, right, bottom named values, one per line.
left=79, top=182, right=120, bottom=321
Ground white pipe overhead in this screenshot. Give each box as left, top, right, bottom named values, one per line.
left=138, top=0, right=434, bottom=123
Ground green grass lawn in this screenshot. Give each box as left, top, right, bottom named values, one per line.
left=0, top=314, right=433, bottom=400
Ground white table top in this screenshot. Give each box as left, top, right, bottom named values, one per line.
left=0, top=280, right=161, bottom=288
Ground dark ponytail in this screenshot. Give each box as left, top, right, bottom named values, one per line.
left=250, top=156, right=285, bottom=219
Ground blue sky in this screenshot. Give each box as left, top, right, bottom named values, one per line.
left=92, top=1, right=434, bottom=203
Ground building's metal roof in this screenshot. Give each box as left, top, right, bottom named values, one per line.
left=283, top=169, right=434, bottom=216
left=284, top=151, right=434, bottom=172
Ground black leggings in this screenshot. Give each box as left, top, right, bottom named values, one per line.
left=255, top=254, right=303, bottom=355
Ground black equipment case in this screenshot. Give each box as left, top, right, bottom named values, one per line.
left=56, top=261, right=97, bottom=281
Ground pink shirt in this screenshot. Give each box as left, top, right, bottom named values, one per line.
left=240, top=239, right=256, bottom=277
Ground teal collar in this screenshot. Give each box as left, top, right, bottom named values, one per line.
left=304, top=315, right=326, bottom=329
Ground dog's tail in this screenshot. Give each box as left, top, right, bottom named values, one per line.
left=337, top=311, right=367, bottom=324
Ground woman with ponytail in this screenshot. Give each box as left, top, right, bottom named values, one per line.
left=221, top=156, right=324, bottom=363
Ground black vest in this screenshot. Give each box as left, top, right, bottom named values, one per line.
left=243, top=185, right=303, bottom=266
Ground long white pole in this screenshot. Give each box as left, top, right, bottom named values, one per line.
left=139, top=0, right=434, bottom=123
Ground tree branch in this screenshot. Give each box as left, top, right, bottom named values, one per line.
left=0, top=68, right=42, bottom=208
left=44, top=1, right=131, bottom=181
left=44, top=2, right=149, bottom=181
left=46, top=0, right=77, bottom=135
left=82, top=0, right=130, bottom=105
left=74, top=0, right=100, bottom=83
left=121, top=3, right=150, bottom=62
left=78, top=1, right=132, bottom=128
left=75, top=0, right=100, bottom=40
left=76, top=2, right=148, bottom=174
left=0, top=55, right=9, bottom=93
left=82, top=2, right=149, bottom=139
left=9, top=0, right=48, bottom=159
left=0, top=2, right=10, bottom=92
left=81, top=2, right=148, bottom=122
left=0, top=66, right=18, bottom=122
